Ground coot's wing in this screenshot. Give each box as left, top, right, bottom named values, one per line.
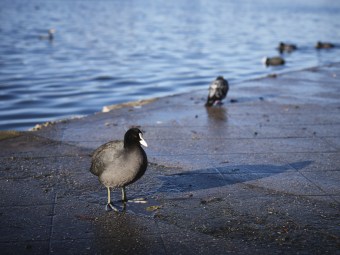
left=90, top=141, right=123, bottom=176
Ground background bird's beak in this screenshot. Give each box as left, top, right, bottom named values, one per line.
left=139, top=133, right=148, bottom=147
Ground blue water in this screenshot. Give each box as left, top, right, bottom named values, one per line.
left=1, top=0, right=340, bottom=130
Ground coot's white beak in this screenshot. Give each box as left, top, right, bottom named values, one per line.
left=139, top=133, right=148, bottom=147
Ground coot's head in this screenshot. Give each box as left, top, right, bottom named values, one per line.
left=124, top=128, right=148, bottom=148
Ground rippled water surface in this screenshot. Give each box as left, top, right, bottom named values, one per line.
left=1, top=0, right=340, bottom=130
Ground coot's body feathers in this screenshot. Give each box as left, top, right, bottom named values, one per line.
left=90, top=141, right=147, bottom=188
left=205, top=76, right=229, bottom=106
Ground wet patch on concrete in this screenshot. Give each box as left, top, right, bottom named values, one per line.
left=102, top=98, right=159, bottom=112
left=0, top=130, right=22, bottom=141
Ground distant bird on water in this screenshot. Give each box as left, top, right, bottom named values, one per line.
left=39, top=29, right=55, bottom=41
left=315, top=41, right=334, bottom=49
left=262, top=56, right=285, bottom=66
left=90, top=128, right=148, bottom=211
left=205, top=76, right=229, bottom=107
left=277, top=42, right=297, bottom=53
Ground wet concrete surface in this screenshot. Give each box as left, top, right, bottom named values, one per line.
left=1, top=63, right=340, bottom=254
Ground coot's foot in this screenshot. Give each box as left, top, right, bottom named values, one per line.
left=127, top=197, right=147, bottom=204
left=105, top=203, right=119, bottom=212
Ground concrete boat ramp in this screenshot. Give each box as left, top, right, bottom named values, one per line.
left=0, top=63, right=339, bottom=254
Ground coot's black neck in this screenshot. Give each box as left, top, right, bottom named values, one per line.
left=124, top=141, right=141, bottom=150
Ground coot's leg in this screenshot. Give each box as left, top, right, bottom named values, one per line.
left=106, top=187, right=119, bottom=212
left=121, top=186, right=147, bottom=203
left=121, top=186, right=127, bottom=203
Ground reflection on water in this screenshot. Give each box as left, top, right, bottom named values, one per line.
left=1, top=0, right=340, bottom=130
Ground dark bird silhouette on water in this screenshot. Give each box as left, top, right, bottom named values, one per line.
left=262, top=56, right=285, bottom=66
left=277, top=42, right=297, bottom=53
left=205, top=76, right=229, bottom=106
left=90, top=128, right=148, bottom=211
left=315, top=41, right=334, bottom=49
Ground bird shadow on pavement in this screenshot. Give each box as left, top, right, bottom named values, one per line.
left=157, top=161, right=312, bottom=193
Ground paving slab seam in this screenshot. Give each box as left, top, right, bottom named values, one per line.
left=150, top=220, right=169, bottom=255
left=321, top=138, right=340, bottom=151
left=148, top=151, right=338, bottom=157
left=329, top=196, right=340, bottom=204
left=240, top=184, right=327, bottom=198
left=144, top=137, right=337, bottom=142
left=0, top=240, right=50, bottom=244
left=0, top=203, right=56, bottom=209
left=48, top=234, right=170, bottom=242
left=48, top=193, right=58, bottom=255
left=0, top=154, right=91, bottom=159
left=297, top=171, right=338, bottom=196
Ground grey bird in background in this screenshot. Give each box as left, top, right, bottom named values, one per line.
left=205, top=76, right=229, bottom=107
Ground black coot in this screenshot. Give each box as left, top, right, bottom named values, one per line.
left=90, top=128, right=148, bottom=211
